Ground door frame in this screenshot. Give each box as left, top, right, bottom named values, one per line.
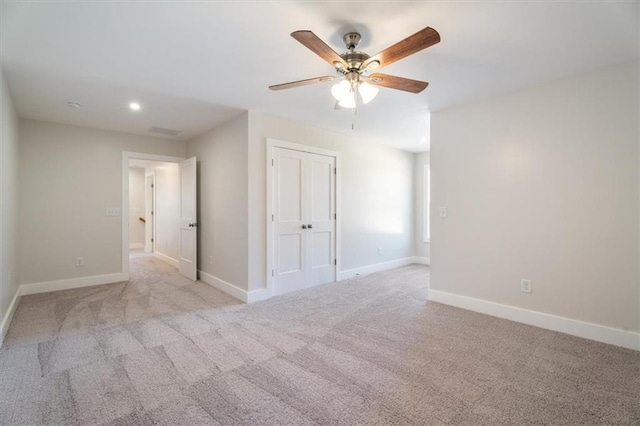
left=121, top=151, right=185, bottom=281
left=266, top=139, right=341, bottom=295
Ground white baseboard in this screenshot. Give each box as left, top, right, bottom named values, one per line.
left=428, top=289, right=640, bottom=351
left=199, top=270, right=247, bottom=303
left=246, top=287, right=272, bottom=304
left=129, top=243, right=144, bottom=249
left=154, top=251, right=179, bottom=269
left=0, top=287, right=21, bottom=348
left=199, top=270, right=272, bottom=304
left=412, top=256, right=430, bottom=265
left=20, top=272, right=128, bottom=296
left=339, top=257, right=422, bottom=280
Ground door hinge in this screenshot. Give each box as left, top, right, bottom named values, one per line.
left=334, top=213, right=336, bottom=220
left=334, top=167, right=337, bottom=174
left=151, top=211, right=154, bottom=215
left=151, top=184, right=154, bottom=188
left=272, top=214, right=274, bottom=222
left=151, top=238, right=154, bottom=243
left=271, top=269, right=274, bottom=277
left=272, top=159, right=274, bottom=166
left=334, top=259, right=337, bottom=265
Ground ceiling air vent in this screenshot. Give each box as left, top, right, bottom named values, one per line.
left=148, top=126, right=182, bottom=137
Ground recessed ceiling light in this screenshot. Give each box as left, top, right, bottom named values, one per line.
left=67, top=101, right=82, bottom=109
left=129, top=102, right=141, bottom=111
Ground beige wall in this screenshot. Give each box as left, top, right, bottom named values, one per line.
left=247, top=111, right=415, bottom=292
left=128, top=167, right=145, bottom=247
left=18, top=119, right=187, bottom=285
left=1, top=68, right=20, bottom=324
left=431, top=62, right=639, bottom=332
left=187, top=113, right=249, bottom=290
left=414, top=151, right=430, bottom=260
left=154, top=163, right=180, bottom=261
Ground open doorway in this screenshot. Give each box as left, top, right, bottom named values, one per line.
left=127, top=159, right=180, bottom=266
left=122, top=152, right=185, bottom=282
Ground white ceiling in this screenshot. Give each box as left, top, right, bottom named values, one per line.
left=1, top=1, right=637, bottom=152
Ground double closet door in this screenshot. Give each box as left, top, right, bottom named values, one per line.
left=272, top=147, right=336, bottom=296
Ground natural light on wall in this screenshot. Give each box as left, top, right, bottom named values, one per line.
left=424, top=165, right=430, bottom=242
left=366, top=170, right=407, bottom=235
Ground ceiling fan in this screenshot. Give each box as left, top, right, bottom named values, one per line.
left=269, top=26, right=440, bottom=109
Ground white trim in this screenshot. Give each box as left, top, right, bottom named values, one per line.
left=246, top=287, right=272, bottom=304
left=428, top=289, right=640, bottom=351
left=266, top=139, right=341, bottom=297
left=199, top=270, right=271, bottom=304
left=122, top=152, right=185, bottom=282
left=129, top=243, right=144, bottom=249
left=412, top=256, right=430, bottom=265
left=423, top=164, right=430, bottom=243
left=0, top=287, right=21, bottom=347
left=339, top=257, right=419, bottom=281
left=199, top=270, right=246, bottom=302
left=153, top=251, right=179, bottom=269
left=20, top=272, right=127, bottom=296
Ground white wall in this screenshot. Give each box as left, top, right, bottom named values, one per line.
left=154, top=163, right=180, bottom=262
left=18, top=119, right=186, bottom=285
left=128, top=167, right=145, bottom=248
left=431, top=62, right=639, bottom=333
left=414, top=151, right=430, bottom=260
left=187, top=113, right=249, bottom=290
left=247, top=111, right=415, bottom=292
left=0, top=68, right=20, bottom=331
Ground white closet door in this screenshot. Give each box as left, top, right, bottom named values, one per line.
left=274, top=148, right=307, bottom=295
left=273, top=147, right=336, bottom=295
left=306, top=152, right=336, bottom=287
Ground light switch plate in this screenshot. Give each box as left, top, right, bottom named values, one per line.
left=106, top=208, right=120, bottom=216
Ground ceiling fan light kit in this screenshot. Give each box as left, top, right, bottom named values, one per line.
left=269, top=26, right=440, bottom=110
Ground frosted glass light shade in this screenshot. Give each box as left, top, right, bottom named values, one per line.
left=338, top=92, right=356, bottom=109
left=331, top=81, right=351, bottom=102
left=331, top=79, right=378, bottom=109
left=358, top=82, right=379, bottom=104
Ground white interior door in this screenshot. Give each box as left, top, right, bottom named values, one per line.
left=144, top=174, right=154, bottom=253
left=307, top=152, right=336, bottom=287
left=274, top=149, right=306, bottom=295
left=273, top=147, right=336, bottom=295
left=179, top=157, right=197, bottom=281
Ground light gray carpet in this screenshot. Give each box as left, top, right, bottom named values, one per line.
left=1, top=255, right=638, bottom=425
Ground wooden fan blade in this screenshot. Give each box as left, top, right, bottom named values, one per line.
left=269, top=75, right=337, bottom=91
left=291, top=30, right=349, bottom=69
left=363, top=27, right=440, bottom=70
left=367, top=73, right=429, bottom=93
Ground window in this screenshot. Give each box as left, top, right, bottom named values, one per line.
left=423, top=165, right=430, bottom=242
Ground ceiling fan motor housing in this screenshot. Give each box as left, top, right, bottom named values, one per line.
left=339, top=51, right=370, bottom=72
left=338, top=32, right=370, bottom=72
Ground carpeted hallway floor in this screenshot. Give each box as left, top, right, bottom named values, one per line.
left=1, top=254, right=638, bottom=425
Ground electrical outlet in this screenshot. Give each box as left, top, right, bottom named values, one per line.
left=521, top=279, right=532, bottom=294
left=377, top=247, right=382, bottom=255
left=105, top=208, right=120, bottom=216
left=439, top=206, right=448, bottom=218
left=76, top=257, right=85, bottom=267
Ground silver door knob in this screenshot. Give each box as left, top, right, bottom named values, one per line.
left=189, top=223, right=199, bottom=228
left=308, top=224, right=313, bottom=229
left=302, top=224, right=308, bottom=229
